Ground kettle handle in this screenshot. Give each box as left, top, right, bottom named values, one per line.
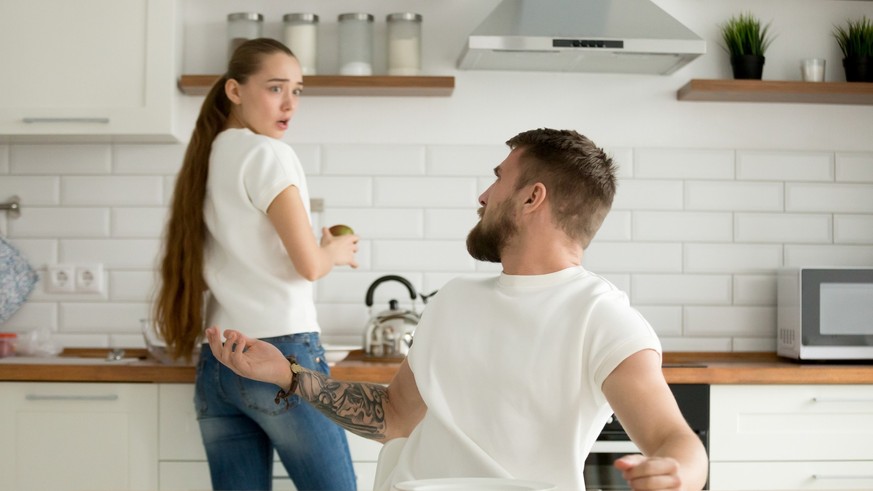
left=365, top=275, right=418, bottom=307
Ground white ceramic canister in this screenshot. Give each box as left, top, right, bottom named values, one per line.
left=338, top=13, right=374, bottom=75
left=227, top=12, right=264, bottom=61
left=386, top=13, right=422, bottom=75
left=283, top=13, right=319, bottom=75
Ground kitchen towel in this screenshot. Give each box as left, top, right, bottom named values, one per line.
left=0, top=237, right=38, bottom=323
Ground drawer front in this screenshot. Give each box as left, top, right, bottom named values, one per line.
left=711, top=461, right=873, bottom=490
left=710, top=385, right=873, bottom=461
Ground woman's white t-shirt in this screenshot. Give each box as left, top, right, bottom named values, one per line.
left=381, top=266, right=662, bottom=491
left=202, top=128, right=317, bottom=338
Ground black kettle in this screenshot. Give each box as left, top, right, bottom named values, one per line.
left=363, top=275, right=421, bottom=358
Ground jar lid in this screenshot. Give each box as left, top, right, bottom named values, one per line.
left=283, top=13, right=319, bottom=23
left=0, top=332, right=17, bottom=338
left=338, top=13, right=374, bottom=22
left=387, top=13, right=422, bottom=23
left=227, top=12, right=264, bottom=22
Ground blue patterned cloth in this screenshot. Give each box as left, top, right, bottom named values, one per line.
left=0, top=237, right=38, bottom=324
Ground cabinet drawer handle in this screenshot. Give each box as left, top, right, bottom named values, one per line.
left=22, top=117, right=110, bottom=124
left=814, top=474, right=873, bottom=480
left=26, top=394, right=119, bottom=401
left=812, top=397, right=873, bottom=403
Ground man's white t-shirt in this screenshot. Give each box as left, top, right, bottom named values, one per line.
left=203, top=128, right=317, bottom=338
left=381, top=266, right=661, bottom=491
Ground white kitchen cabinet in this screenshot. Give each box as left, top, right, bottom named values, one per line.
left=0, top=0, right=179, bottom=143
left=158, top=384, right=381, bottom=491
left=709, top=384, right=873, bottom=490
left=0, top=382, right=159, bottom=491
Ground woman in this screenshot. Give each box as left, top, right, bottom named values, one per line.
left=153, top=38, right=359, bottom=490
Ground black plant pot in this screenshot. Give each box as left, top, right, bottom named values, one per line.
left=842, top=56, right=873, bottom=82
left=730, top=55, right=765, bottom=80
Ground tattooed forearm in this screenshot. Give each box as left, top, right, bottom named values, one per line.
left=295, top=368, right=390, bottom=440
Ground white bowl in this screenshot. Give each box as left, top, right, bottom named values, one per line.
left=323, top=344, right=358, bottom=365
left=393, top=478, right=556, bottom=491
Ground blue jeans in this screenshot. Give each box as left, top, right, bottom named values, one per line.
left=195, top=332, right=357, bottom=491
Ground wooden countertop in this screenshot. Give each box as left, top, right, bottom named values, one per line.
left=1, top=349, right=872, bottom=385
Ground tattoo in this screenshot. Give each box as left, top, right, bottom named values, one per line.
left=296, top=368, right=389, bottom=440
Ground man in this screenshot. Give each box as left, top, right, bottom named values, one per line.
left=206, top=128, right=709, bottom=491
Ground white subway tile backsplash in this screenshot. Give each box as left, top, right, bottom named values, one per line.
left=0, top=176, right=60, bottom=205
left=732, top=337, right=777, bottom=352
left=315, top=303, right=370, bottom=340
left=111, top=207, right=168, bottom=238
left=584, top=242, right=682, bottom=273
left=8, top=207, right=109, bottom=238
left=421, top=272, right=494, bottom=293
left=322, top=145, right=425, bottom=176
left=0, top=302, right=57, bottom=332
left=606, top=148, right=634, bottom=178
left=426, top=145, right=506, bottom=176
left=112, top=144, right=185, bottom=175
left=373, top=240, right=474, bottom=271
left=834, top=215, right=873, bottom=244
left=686, top=181, right=784, bottom=211
left=62, top=176, right=164, bottom=206
left=836, top=153, right=873, bottom=182
left=322, top=208, right=423, bottom=239
left=109, top=270, right=157, bottom=302
left=733, top=274, right=777, bottom=306
left=52, top=334, right=113, bottom=349
left=632, top=274, right=732, bottom=305
left=599, top=273, right=630, bottom=294
left=288, top=144, right=321, bottom=175
left=594, top=211, right=632, bottom=242
left=612, top=180, right=683, bottom=210
left=317, top=271, right=424, bottom=305
left=11, top=144, right=111, bottom=174
left=735, top=213, right=831, bottom=243
left=9, top=239, right=57, bottom=269
left=786, top=183, right=873, bottom=213
left=60, top=302, right=148, bottom=333
left=60, top=239, right=161, bottom=269
left=424, top=208, right=479, bottom=240
left=163, top=175, right=176, bottom=205
left=635, top=148, right=734, bottom=179
left=737, top=151, right=833, bottom=181
left=684, top=306, right=775, bottom=337
left=635, top=306, right=682, bottom=336
left=785, top=244, right=873, bottom=267
left=633, top=211, right=732, bottom=242
left=375, top=177, right=477, bottom=208
left=659, top=337, right=732, bottom=352
left=685, top=244, right=783, bottom=273
left=0, top=145, right=8, bottom=173
left=308, top=177, right=373, bottom=207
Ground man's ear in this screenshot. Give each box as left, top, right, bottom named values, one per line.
left=225, top=79, right=241, bottom=105
left=522, top=183, right=547, bottom=211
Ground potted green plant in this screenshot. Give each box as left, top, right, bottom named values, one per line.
left=834, top=16, right=873, bottom=82
left=720, top=12, right=775, bottom=80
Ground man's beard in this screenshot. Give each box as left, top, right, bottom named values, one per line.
left=466, top=199, right=519, bottom=263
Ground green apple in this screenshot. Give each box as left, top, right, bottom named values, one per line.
left=329, top=224, right=355, bottom=236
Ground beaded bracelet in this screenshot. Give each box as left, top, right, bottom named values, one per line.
left=274, top=355, right=302, bottom=405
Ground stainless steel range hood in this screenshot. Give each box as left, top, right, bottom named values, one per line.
left=457, top=0, right=706, bottom=75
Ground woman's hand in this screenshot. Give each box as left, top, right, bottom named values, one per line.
left=205, top=326, right=292, bottom=389
left=320, top=226, right=359, bottom=268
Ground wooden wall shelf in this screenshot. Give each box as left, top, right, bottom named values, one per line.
left=677, top=79, right=873, bottom=105
left=178, top=74, right=455, bottom=97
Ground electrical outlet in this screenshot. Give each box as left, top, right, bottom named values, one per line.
left=75, top=264, right=103, bottom=293
left=46, top=264, right=76, bottom=293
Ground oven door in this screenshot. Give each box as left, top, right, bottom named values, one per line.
left=584, top=438, right=640, bottom=491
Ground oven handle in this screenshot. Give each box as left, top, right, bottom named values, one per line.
left=590, top=441, right=641, bottom=454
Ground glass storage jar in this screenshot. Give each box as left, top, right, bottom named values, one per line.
left=386, top=13, right=422, bottom=75
left=338, top=13, right=374, bottom=75
left=283, top=13, right=319, bottom=75
left=227, top=12, right=263, bottom=61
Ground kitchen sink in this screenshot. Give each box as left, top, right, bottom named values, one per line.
left=0, top=356, right=140, bottom=365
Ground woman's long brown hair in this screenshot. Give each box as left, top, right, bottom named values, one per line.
left=152, top=39, right=295, bottom=361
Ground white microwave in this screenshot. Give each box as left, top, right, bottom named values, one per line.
left=777, top=267, right=873, bottom=361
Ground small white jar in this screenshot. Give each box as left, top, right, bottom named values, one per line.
left=227, top=12, right=263, bottom=61
left=386, top=13, right=422, bottom=75
left=338, top=13, right=374, bottom=75
left=283, top=13, right=319, bottom=75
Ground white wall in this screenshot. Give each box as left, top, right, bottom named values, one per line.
left=1, top=0, right=872, bottom=351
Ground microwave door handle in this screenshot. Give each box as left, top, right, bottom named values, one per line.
left=812, top=397, right=873, bottom=403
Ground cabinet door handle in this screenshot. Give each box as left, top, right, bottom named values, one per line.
left=26, top=394, right=119, bottom=401
left=812, top=397, right=873, bottom=403
left=814, top=474, right=873, bottom=480
left=22, top=117, right=110, bottom=124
